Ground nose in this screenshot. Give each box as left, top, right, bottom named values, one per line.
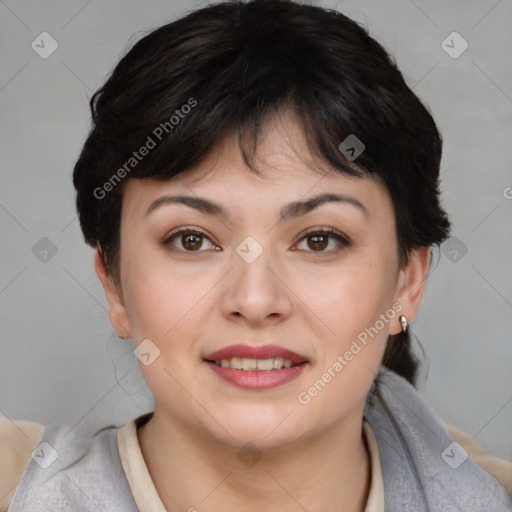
left=220, top=243, right=293, bottom=327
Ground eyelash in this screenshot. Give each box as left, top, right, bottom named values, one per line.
left=163, top=227, right=351, bottom=254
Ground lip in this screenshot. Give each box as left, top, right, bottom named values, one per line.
left=205, top=362, right=309, bottom=390
left=203, top=344, right=310, bottom=391
left=204, top=344, right=309, bottom=365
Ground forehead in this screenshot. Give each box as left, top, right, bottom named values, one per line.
left=121, top=112, right=393, bottom=221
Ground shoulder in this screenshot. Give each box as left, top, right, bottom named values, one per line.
left=6, top=419, right=139, bottom=512
left=365, top=368, right=512, bottom=509
left=0, top=417, right=45, bottom=512
left=445, top=422, right=512, bottom=498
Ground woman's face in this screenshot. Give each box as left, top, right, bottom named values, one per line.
left=99, top=112, right=428, bottom=449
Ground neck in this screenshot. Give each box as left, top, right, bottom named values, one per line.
left=137, top=406, right=371, bottom=512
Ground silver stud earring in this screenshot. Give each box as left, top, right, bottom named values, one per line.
left=399, top=315, right=408, bottom=333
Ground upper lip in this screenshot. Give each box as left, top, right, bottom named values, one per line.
left=204, top=344, right=309, bottom=364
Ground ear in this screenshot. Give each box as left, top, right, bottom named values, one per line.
left=94, top=247, right=131, bottom=339
left=390, top=246, right=431, bottom=335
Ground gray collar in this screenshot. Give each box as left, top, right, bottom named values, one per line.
left=364, top=367, right=511, bottom=511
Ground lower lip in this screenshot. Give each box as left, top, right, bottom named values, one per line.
left=205, top=361, right=309, bottom=390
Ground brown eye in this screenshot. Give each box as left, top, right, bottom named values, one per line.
left=296, top=228, right=350, bottom=253
left=164, top=229, right=216, bottom=252
left=307, top=234, right=329, bottom=251
left=181, top=233, right=203, bottom=250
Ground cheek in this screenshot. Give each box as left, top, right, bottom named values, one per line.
left=298, top=265, right=393, bottom=413
left=120, top=248, right=216, bottom=342
left=119, top=245, right=175, bottom=339
left=300, top=253, right=396, bottom=384
left=305, top=255, right=396, bottom=331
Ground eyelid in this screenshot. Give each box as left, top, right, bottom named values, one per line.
left=293, top=226, right=351, bottom=252
left=295, top=226, right=350, bottom=243
left=163, top=226, right=218, bottom=251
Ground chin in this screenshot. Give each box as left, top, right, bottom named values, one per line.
left=203, top=412, right=310, bottom=451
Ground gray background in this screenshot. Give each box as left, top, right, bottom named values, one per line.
left=1, top=0, right=511, bottom=459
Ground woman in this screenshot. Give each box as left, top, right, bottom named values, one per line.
left=2, top=0, right=511, bottom=510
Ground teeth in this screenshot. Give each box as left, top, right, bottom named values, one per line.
left=257, top=359, right=274, bottom=371
left=215, top=357, right=295, bottom=371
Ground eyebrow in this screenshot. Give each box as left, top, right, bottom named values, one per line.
left=145, top=192, right=369, bottom=221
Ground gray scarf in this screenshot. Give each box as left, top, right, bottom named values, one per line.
left=8, top=366, right=512, bottom=511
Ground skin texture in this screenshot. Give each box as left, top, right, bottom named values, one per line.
left=96, top=111, right=431, bottom=512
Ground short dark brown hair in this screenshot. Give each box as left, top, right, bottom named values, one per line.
left=73, top=0, right=451, bottom=385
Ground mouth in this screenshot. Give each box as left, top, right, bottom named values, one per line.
left=203, top=344, right=310, bottom=390
left=204, top=343, right=309, bottom=368
left=205, top=357, right=307, bottom=371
